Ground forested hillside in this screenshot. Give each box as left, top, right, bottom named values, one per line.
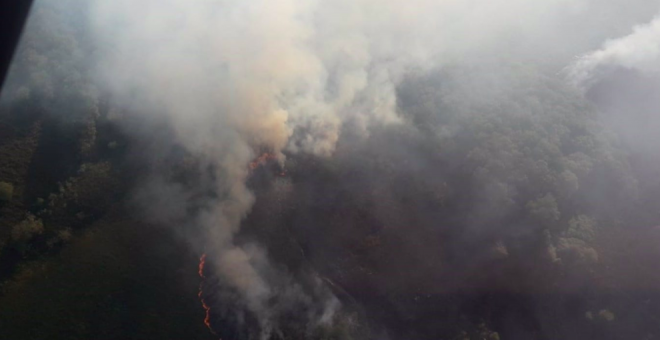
left=1, top=1, right=660, bottom=339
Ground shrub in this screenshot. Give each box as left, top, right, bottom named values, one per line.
left=0, top=182, right=13, bottom=201
left=11, top=214, right=44, bottom=242
left=46, top=228, right=72, bottom=248
left=526, top=193, right=560, bottom=227
left=598, top=309, right=616, bottom=322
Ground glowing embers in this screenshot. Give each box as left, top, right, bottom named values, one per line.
left=248, top=153, right=278, bottom=171
left=249, top=152, right=286, bottom=177
left=198, top=253, right=217, bottom=336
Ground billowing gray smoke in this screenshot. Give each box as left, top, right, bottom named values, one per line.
left=85, top=0, right=660, bottom=337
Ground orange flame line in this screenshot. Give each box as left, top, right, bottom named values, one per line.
left=198, top=253, right=218, bottom=336
left=199, top=253, right=207, bottom=278
left=249, top=152, right=278, bottom=170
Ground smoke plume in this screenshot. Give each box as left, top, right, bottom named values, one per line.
left=568, top=14, right=660, bottom=88
left=84, top=0, right=660, bottom=337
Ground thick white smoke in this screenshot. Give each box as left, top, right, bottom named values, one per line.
left=90, top=0, right=652, bottom=158
left=568, top=14, right=660, bottom=88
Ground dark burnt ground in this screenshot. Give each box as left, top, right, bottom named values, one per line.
left=235, top=153, right=660, bottom=340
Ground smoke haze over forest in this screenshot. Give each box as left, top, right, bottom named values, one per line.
left=1, top=0, right=660, bottom=339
